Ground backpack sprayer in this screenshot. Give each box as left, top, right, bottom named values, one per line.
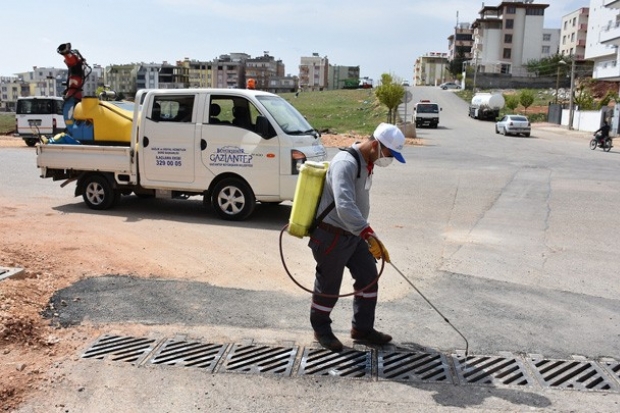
left=279, top=159, right=469, bottom=355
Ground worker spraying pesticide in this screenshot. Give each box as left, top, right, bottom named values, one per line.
left=281, top=123, right=469, bottom=354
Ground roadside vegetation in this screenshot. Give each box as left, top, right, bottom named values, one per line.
left=0, top=113, right=13, bottom=135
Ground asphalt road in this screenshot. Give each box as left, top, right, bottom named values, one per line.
left=6, top=86, right=620, bottom=412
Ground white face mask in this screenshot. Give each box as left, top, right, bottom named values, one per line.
left=374, top=141, right=394, bottom=167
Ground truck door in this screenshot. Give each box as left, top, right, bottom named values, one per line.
left=200, top=96, right=280, bottom=197
left=139, top=94, right=198, bottom=188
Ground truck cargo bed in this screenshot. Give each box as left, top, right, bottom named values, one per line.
left=36, top=144, right=133, bottom=174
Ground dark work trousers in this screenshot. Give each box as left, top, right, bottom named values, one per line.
left=308, top=227, right=379, bottom=335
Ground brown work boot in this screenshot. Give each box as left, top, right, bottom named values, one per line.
left=351, top=328, right=392, bottom=345
left=314, top=331, right=343, bottom=352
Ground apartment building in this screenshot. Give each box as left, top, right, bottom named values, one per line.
left=0, top=76, right=19, bottom=111
left=448, top=22, right=474, bottom=61
left=1, top=49, right=352, bottom=105
left=299, top=53, right=329, bottom=91
left=586, top=0, right=620, bottom=81
left=542, top=28, right=561, bottom=57
left=246, top=52, right=285, bottom=91
left=560, top=7, right=589, bottom=60
left=414, top=52, right=449, bottom=86
left=328, top=65, right=360, bottom=90
left=471, top=1, right=553, bottom=76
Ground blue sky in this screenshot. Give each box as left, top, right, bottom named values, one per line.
left=1, top=0, right=588, bottom=82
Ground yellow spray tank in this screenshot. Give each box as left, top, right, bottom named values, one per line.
left=72, top=97, right=134, bottom=144
left=287, top=161, right=330, bottom=238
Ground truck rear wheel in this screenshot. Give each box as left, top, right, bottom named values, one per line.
left=210, top=178, right=255, bottom=221
left=82, top=175, right=119, bottom=210
left=25, top=138, right=38, bottom=147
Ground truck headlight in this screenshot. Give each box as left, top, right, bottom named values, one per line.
left=291, top=150, right=306, bottom=175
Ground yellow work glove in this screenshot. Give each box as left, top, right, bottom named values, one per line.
left=367, top=235, right=390, bottom=262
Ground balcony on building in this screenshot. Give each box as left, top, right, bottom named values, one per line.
left=600, top=20, right=620, bottom=45
left=593, top=59, right=620, bottom=80
left=604, top=0, right=620, bottom=9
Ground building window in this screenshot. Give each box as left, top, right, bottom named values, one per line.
left=542, top=46, right=550, bottom=54
left=506, top=6, right=516, bottom=14
left=564, top=21, right=567, bottom=29
left=562, top=35, right=566, bottom=45
left=504, top=34, right=513, bottom=43
left=526, top=8, right=544, bottom=16
left=503, top=48, right=512, bottom=59
left=543, top=33, right=551, bottom=41
left=505, top=19, right=514, bottom=29
left=500, top=64, right=511, bottom=74
left=571, top=33, right=575, bottom=41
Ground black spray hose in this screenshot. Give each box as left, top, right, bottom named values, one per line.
left=279, top=223, right=469, bottom=356
left=388, top=261, right=469, bottom=357
left=279, top=223, right=384, bottom=298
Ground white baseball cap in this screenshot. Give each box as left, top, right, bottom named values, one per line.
left=373, top=123, right=406, bottom=163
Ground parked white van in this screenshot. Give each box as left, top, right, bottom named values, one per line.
left=15, top=96, right=66, bottom=146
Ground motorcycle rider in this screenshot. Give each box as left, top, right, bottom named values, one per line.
left=594, top=119, right=610, bottom=145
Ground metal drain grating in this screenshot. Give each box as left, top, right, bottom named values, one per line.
left=600, top=360, right=620, bottom=384
left=147, top=339, right=228, bottom=371
left=298, top=348, right=372, bottom=379
left=82, top=335, right=158, bottom=364
left=526, top=357, right=619, bottom=391
left=221, top=344, right=297, bottom=376
left=453, top=355, right=533, bottom=387
left=378, top=351, right=453, bottom=383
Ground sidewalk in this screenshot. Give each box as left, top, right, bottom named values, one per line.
left=532, top=122, right=592, bottom=140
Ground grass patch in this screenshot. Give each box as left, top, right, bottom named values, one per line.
left=280, top=89, right=387, bottom=136
left=0, top=113, right=15, bottom=135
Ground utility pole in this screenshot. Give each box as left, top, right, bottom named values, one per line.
left=472, top=54, right=479, bottom=92
left=568, top=57, right=576, bottom=130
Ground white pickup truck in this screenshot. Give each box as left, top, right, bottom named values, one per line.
left=36, top=88, right=327, bottom=220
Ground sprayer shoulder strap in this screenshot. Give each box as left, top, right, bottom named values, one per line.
left=312, top=147, right=361, bottom=229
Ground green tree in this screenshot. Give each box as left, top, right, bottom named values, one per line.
left=519, top=90, right=535, bottom=114
left=448, top=50, right=467, bottom=78
left=374, top=73, right=405, bottom=124
left=525, top=54, right=569, bottom=77
left=599, top=90, right=618, bottom=108
left=504, top=94, right=519, bottom=112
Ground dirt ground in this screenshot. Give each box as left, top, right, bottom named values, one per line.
left=0, top=132, right=421, bottom=411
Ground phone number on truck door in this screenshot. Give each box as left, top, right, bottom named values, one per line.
left=152, top=146, right=186, bottom=167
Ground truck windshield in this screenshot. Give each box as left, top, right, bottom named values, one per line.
left=417, top=104, right=439, bottom=114
left=256, top=95, right=315, bottom=135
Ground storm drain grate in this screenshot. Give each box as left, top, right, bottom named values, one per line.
left=147, top=339, right=228, bottom=372
left=526, top=357, right=619, bottom=391
left=298, top=348, right=372, bottom=379
left=221, top=344, right=297, bottom=376
left=600, top=360, right=620, bottom=384
left=378, top=351, right=452, bottom=383
left=82, top=335, right=158, bottom=364
left=453, top=355, right=533, bottom=387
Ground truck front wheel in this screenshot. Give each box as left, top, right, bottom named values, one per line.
left=210, top=178, right=256, bottom=221
left=82, top=175, right=119, bottom=210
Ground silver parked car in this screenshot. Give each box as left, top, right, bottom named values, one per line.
left=495, top=114, right=531, bottom=137
left=439, top=82, right=460, bottom=90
